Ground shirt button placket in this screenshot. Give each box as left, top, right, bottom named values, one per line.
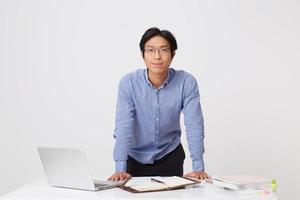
left=154, top=89, right=159, bottom=147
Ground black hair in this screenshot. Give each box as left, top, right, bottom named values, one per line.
left=139, top=27, right=177, bottom=57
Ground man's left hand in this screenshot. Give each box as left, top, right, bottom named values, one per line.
left=184, top=171, right=210, bottom=180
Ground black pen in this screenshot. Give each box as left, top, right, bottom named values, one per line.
left=150, top=178, right=166, bottom=184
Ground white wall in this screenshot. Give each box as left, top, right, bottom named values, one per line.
left=0, top=0, right=299, bottom=199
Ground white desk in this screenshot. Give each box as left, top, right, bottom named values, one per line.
left=1, top=178, right=277, bottom=200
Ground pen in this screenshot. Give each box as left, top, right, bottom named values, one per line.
left=151, top=178, right=166, bottom=184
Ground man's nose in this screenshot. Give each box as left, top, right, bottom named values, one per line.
left=154, top=50, right=161, bottom=59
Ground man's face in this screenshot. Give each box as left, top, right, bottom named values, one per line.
left=143, top=36, right=174, bottom=76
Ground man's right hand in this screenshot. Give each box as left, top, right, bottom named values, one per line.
left=108, top=172, right=132, bottom=182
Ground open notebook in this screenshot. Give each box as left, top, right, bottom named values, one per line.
left=120, top=176, right=200, bottom=193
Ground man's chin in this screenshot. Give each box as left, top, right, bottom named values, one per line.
left=149, top=67, right=168, bottom=75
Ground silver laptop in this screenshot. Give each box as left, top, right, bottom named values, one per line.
left=37, top=147, right=125, bottom=191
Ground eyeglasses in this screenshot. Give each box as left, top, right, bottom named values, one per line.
left=144, top=47, right=171, bottom=56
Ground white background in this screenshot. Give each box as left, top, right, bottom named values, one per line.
left=0, top=0, right=299, bottom=199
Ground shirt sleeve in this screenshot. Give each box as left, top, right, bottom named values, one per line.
left=182, top=74, right=205, bottom=172
left=113, top=76, right=135, bottom=172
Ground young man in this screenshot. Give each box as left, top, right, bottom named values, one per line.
left=108, top=27, right=210, bottom=181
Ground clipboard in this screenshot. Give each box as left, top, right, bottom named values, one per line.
left=119, top=176, right=201, bottom=193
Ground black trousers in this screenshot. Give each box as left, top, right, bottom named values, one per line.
left=126, top=144, right=185, bottom=176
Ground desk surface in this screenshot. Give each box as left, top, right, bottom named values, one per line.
left=1, top=178, right=277, bottom=200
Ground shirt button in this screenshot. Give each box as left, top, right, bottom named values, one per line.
left=156, top=130, right=159, bottom=133
left=156, top=118, right=159, bottom=121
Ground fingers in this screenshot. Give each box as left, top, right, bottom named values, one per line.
left=199, top=172, right=210, bottom=179
left=198, top=173, right=210, bottom=180
left=109, top=174, right=122, bottom=181
left=108, top=172, right=132, bottom=182
left=184, top=172, right=210, bottom=180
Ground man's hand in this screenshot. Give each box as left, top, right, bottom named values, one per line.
left=108, top=172, right=132, bottom=182
left=184, top=171, right=210, bottom=180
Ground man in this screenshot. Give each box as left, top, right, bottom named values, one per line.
left=108, top=27, right=210, bottom=181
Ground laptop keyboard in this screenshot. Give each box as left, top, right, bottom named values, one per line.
left=94, top=183, right=115, bottom=190
left=95, top=183, right=108, bottom=187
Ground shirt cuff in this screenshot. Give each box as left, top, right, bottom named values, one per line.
left=115, top=161, right=127, bottom=172
left=192, top=159, right=205, bottom=172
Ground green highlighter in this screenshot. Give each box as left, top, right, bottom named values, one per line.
left=271, top=179, right=277, bottom=192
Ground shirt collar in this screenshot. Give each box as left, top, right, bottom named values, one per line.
left=144, top=68, right=172, bottom=88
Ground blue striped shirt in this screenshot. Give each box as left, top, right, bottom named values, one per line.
left=113, top=68, right=205, bottom=172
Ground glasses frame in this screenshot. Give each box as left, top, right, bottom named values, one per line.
left=144, top=47, right=171, bottom=56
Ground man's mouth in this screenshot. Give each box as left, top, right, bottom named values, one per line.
left=152, top=63, right=163, bottom=66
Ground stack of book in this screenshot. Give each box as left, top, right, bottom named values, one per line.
left=211, top=175, right=276, bottom=194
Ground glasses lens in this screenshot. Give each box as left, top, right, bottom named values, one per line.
left=145, top=48, right=170, bottom=55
